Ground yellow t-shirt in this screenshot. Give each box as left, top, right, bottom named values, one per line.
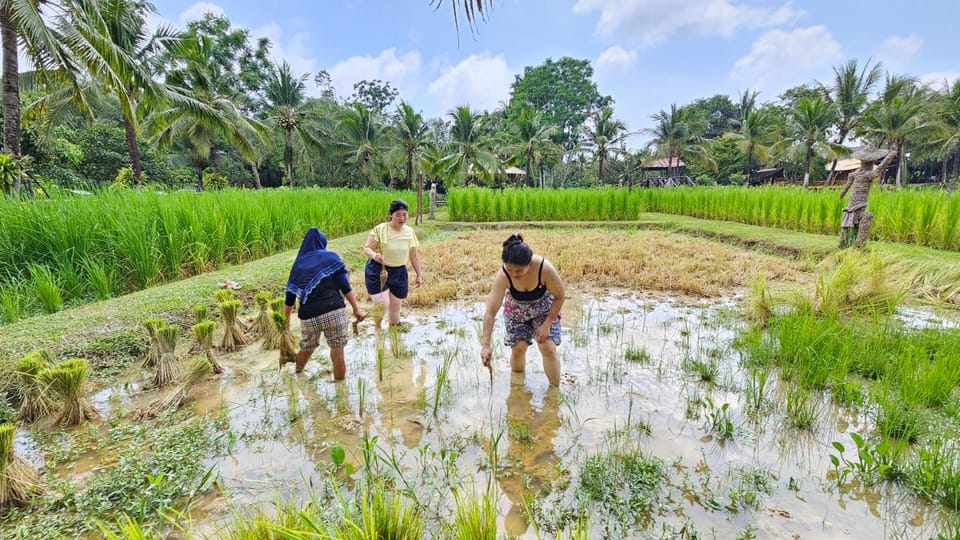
left=372, top=223, right=419, bottom=267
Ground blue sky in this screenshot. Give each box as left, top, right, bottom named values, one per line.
left=152, top=1, right=959, bottom=146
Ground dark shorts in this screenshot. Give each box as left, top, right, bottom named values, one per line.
left=365, top=260, right=409, bottom=299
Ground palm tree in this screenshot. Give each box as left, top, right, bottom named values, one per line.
left=646, top=104, right=714, bottom=177
left=264, top=61, right=321, bottom=188
left=387, top=101, right=429, bottom=190
left=727, top=106, right=778, bottom=178
left=439, top=105, right=499, bottom=186
left=59, top=0, right=182, bottom=185
left=824, top=59, right=883, bottom=185
left=1, top=0, right=75, bottom=193
left=933, top=81, right=960, bottom=183
left=337, top=102, right=386, bottom=187
left=501, top=107, right=558, bottom=188
left=774, top=95, right=837, bottom=188
left=859, top=74, right=932, bottom=188
left=583, top=107, right=627, bottom=185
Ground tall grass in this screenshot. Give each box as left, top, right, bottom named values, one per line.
left=0, top=188, right=406, bottom=324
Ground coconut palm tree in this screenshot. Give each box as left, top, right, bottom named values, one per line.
left=646, top=104, right=714, bottom=178
left=774, top=95, right=837, bottom=188
left=387, top=101, right=429, bottom=190
left=823, top=59, right=883, bottom=185
left=337, top=102, right=387, bottom=187
left=583, top=107, right=627, bottom=185
left=439, top=105, right=500, bottom=186
left=933, top=80, right=960, bottom=183
left=264, top=61, right=322, bottom=188
left=501, top=107, right=558, bottom=188
left=859, top=74, right=932, bottom=188
left=727, top=105, right=778, bottom=178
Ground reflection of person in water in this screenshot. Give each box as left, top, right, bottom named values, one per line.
left=498, top=374, right=562, bottom=536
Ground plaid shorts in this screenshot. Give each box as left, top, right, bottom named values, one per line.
left=300, top=307, right=350, bottom=350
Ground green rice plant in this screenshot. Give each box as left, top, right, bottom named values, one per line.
left=215, top=289, right=236, bottom=303
left=142, top=318, right=165, bottom=368
left=376, top=332, right=385, bottom=382
left=153, top=324, right=180, bottom=388
left=96, top=513, right=160, bottom=540
left=450, top=487, right=496, bottom=540
left=192, top=320, right=222, bottom=374
left=0, top=281, right=26, bottom=324
left=81, top=256, right=120, bottom=301
left=743, top=367, right=771, bottom=416
left=138, top=356, right=213, bottom=419
left=875, top=396, right=922, bottom=443
left=431, top=348, right=454, bottom=417
left=246, top=291, right=272, bottom=338
left=357, top=378, right=366, bottom=419
left=784, top=386, right=817, bottom=430
left=906, top=436, right=960, bottom=511
left=15, top=351, right=55, bottom=423
left=29, top=263, right=63, bottom=314
left=684, top=357, right=719, bottom=383
left=332, top=480, right=425, bottom=540
left=192, top=303, right=209, bottom=324
left=219, top=300, right=247, bottom=353
left=37, top=358, right=95, bottom=426
left=744, top=272, right=773, bottom=327
left=624, top=345, right=650, bottom=363
left=0, top=423, right=43, bottom=509
left=270, top=310, right=295, bottom=368
left=938, top=192, right=960, bottom=249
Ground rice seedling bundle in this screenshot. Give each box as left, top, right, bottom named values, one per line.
left=214, top=289, right=236, bottom=303
left=218, top=300, right=247, bottom=352
left=247, top=291, right=273, bottom=338
left=0, top=423, right=43, bottom=509
left=192, top=303, right=209, bottom=323
left=37, top=358, right=95, bottom=427
left=261, top=298, right=285, bottom=349
left=15, top=351, right=55, bottom=423
left=153, top=324, right=179, bottom=388
left=192, top=320, right=222, bottom=374
left=271, top=311, right=296, bottom=368
left=137, top=357, right=213, bottom=419
left=142, top=318, right=165, bottom=368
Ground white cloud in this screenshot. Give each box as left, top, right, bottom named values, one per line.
left=919, top=71, right=960, bottom=92
left=730, top=26, right=842, bottom=93
left=572, top=0, right=802, bottom=47
left=178, top=2, right=226, bottom=26
left=427, top=53, right=512, bottom=116
left=597, top=46, right=638, bottom=71
left=251, top=22, right=318, bottom=94
left=877, top=33, right=923, bottom=70
left=328, top=48, right=423, bottom=101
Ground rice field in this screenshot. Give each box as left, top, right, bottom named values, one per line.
left=4, top=229, right=960, bottom=539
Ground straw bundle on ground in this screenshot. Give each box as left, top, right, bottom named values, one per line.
left=0, top=424, right=43, bottom=509
left=247, top=291, right=273, bottom=339
left=152, top=324, right=179, bottom=388
left=37, top=359, right=95, bottom=427
left=137, top=357, right=212, bottom=419
left=218, top=300, right=247, bottom=352
left=15, top=351, right=55, bottom=423
left=142, top=318, right=165, bottom=368
left=261, top=298, right=285, bottom=349
left=271, top=311, right=296, bottom=368
left=192, top=320, right=222, bottom=374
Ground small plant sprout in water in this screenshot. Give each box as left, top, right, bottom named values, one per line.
left=357, top=378, right=366, bottom=419
left=0, top=423, right=43, bottom=509
left=745, top=272, right=773, bottom=327
left=451, top=485, right=497, bottom=540
left=431, top=349, right=454, bottom=418
left=37, top=358, right=96, bottom=427
left=624, top=345, right=650, bottom=363
left=15, top=350, right=55, bottom=423
left=785, top=386, right=818, bottom=430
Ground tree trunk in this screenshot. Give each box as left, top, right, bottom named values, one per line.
left=406, top=152, right=414, bottom=191
left=895, top=140, right=904, bottom=189
left=251, top=162, right=262, bottom=189
left=1, top=6, right=20, bottom=194
left=802, top=144, right=812, bottom=188
left=825, top=130, right=849, bottom=186
left=538, top=158, right=545, bottom=189
left=122, top=113, right=143, bottom=186
left=284, top=128, right=294, bottom=188
left=598, top=153, right=605, bottom=186
left=209, top=145, right=219, bottom=172
left=745, top=143, right=754, bottom=179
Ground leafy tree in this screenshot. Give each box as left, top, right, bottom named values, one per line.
left=686, top=94, right=739, bottom=139
left=506, top=57, right=611, bottom=151
left=349, top=79, right=399, bottom=116
left=500, top=107, right=558, bottom=188
left=582, top=107, right=627, bottom=185
left=387, top=101, right=429, bottom=190
left=336, top=102, right=386, bottom=187
left=823, top=59, right=883, bottom=185
left=774, top=95, right=837, bottom=188
left=726, top=105, right=778, bottom=177
left=439, top=105, right=499, bottom=185
left=314, top=69, right=336, bottom=101
left=646, top=104, right=714, bottom=177
left=932, top=80, right=960, bottom=182
left=859, top=74, right=932, bottom=187
left=264, top=61, right=322, bottom=187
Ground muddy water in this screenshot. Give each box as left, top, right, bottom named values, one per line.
left=25, top=291, right=952, bottom=538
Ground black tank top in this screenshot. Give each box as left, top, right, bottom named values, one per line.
left=503, top=259, right=547, bottom=301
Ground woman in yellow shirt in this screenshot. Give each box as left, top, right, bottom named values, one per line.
left=362, top=199, right=422, bottom=329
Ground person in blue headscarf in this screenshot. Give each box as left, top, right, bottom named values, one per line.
left=284, top=228, right=364, bottom=377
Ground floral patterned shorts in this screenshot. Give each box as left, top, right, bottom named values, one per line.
left=503, top=290, right=561, bottom=347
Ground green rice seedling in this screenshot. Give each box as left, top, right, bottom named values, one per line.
left=357, top=378, right=366, bottom=419
left=218, top=300, right=247, bottom=352
left=332, top=480, right=425, bottom=540
left=260, top=298, right=284, bottom=349
left=388, top=324, right=410, bottom=358
left=431, top=349, right=454, bottom=417
left=96, top=513, right=161, bottom=540
left=153, top=324, right=180, bottom=388
left=875, top=397, right=922, bottom=443
left=81, top=256, right=120, bottom=301
left=906, top=437, right=960, bottom=511
left=192, top=320, right=222, bottom=374
left=450, top=487, right=496, bottom=540
left=138, top=357, right=213, bottom=419
left=15, top=351, right=55, bottom=423
left=784, top=386, right=817, bottom=430
left=29, top=263, right=63, bottom=314
left=38, top=358, right=95, bottom=426
left=376, top=332, right=385, bottom=382
left=270, top=311, right=296, bottom=368
left=192, top=303, right=208, bottom=324
left=685, top=357, right=719, bottom=383
left=0, top=281, right=26, bottom=324
left=744, top=367, right=771, bottom=416
left=624, top=345, right=650, bottom=363
left=214, top=288, right=236, bottom=303
left=246, top=291, right=272, bottom=339
left=141, top=318, right=165, bottom=368
left=745, top=272, right=773, bottom=327
left=0, top=423, right=43, bottom=509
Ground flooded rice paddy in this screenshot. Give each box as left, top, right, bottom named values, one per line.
left=17, top=290, right=956, bottom=538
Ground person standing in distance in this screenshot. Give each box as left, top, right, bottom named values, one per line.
left=363, top=199, right=422, bottom=329
left=480, top=234, right=565, bottom=386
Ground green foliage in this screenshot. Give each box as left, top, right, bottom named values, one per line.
left=201, top=170, right=228, bottom=191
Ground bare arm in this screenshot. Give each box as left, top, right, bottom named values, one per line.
left=283, top=304, right=293, bottom=330
left=344, top=291, right=364, bottom=321
left=480, top=271, right=508, bottom=366
left=409, top=247, right=422, bottom=287
left=363, top=233, right=383, bottom=264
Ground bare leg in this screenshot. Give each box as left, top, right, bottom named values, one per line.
left=510, top=342, right=529, bottom=373
left=370, top=291, right=389, bottom=331
left=294, top=347, right=315, bottom=373
left=855, top=212, right=873, bottom=247
left=537, top=340, right=560, bottom=387
left=387, top=292, right=403, bottom=326
left=330, top=347, right=346, bottom=380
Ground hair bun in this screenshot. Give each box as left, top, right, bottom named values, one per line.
left=502, top=234, right=524, bottom=248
